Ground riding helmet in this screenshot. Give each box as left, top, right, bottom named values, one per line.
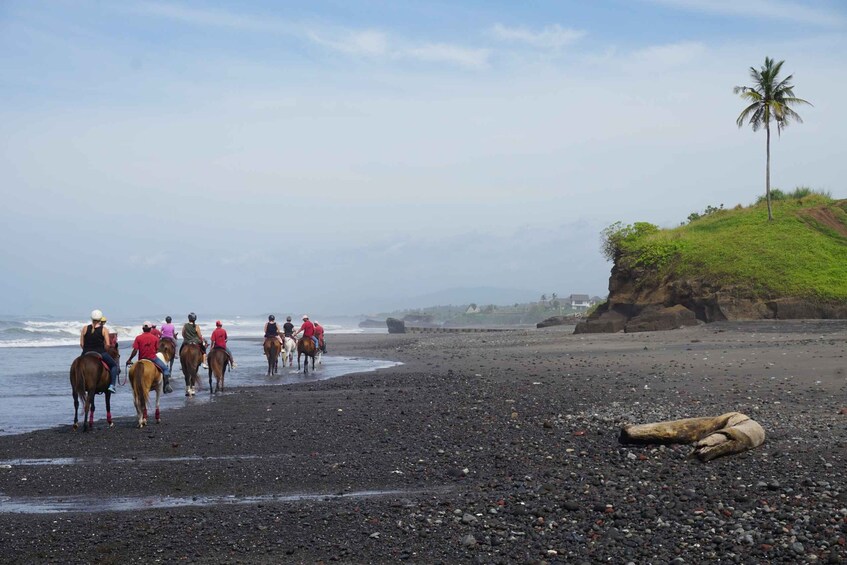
left=286, top=316, right=291, bottom=321
left=91, top=309, right=103, bottom=321
left=188, top=312, right=197, bottom=322
left=269, top=315, right=275, bottom=321
left=166, top=316, right=172, bottom=323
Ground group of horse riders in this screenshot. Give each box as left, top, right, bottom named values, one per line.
left=79, top=310, right=237, bottom=395
left=264, top=314, right=326, bottom=353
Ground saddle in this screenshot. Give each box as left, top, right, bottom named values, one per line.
left=138, top=359, right=164, bottom=374
left=83, top=351, right=109, bottom=372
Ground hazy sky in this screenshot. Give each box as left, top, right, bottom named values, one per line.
left=1, top=0, right=845, bottom=317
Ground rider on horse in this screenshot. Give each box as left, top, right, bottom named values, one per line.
left=283, top=316, right=295, bottom=339
left=125, top=322, right=172, bottom=392
left=150, top=323, right=162, bottom=338
left=160, top=315, right=178, bottom=346
left=264, top=315, right=284, bottom=346
left=313, top=320, right=326, bottom=352
left=295, top=315, right=320, bottom=350
left=210, top=320, right=236, bottom=369
left=80, top=309, right=119, bottom=393
left=181, top=312, right=208, bottom=368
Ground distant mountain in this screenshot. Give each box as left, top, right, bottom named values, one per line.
left=386, top=286, right=541, bottom=310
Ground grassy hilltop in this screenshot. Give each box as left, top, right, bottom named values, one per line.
left=605, top=191, right=847, bottom=301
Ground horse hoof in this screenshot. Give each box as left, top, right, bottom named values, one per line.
left=72, top=423, right=78, bottom=431
left=108, top=422, right=114, bottom=428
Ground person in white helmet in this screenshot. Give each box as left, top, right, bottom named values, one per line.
left=79, top=309, right=119, bottom=393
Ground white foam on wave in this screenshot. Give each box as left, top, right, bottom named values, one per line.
left=0, top=317, right=374, bottom=347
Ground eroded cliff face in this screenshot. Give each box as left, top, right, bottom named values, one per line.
left=575, top=262, right=847, bottom=334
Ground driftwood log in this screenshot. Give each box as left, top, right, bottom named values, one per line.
left=619, top=412, right=765, bottom=462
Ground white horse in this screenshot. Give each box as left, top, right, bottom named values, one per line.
left=283, top=336, right=297, bottom=367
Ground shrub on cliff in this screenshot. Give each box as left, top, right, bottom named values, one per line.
left=602, top=196, right=847, bottom=301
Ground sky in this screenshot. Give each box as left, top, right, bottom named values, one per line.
left=1, top=0, right=845, bottom=317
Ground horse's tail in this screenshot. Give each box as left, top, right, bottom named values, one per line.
left=131, top=362, right=147, bottom=415
left=70, top=358, right=85, bottom=405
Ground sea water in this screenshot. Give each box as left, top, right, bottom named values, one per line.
left=0, top=316, right=393, bottom=435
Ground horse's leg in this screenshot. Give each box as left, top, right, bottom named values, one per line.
left=183, top=358, right=190, bottom=396
left=221, top=364, right=226, bottom=393
left=105, top=391, right=113, bottom=428
left=154, top=378, right=162, bottom=423
left=89, top=394, right=96, bottom=429
left=72, top=389, right=80, bottom=431
left=209, top=364, right=213, bottom=393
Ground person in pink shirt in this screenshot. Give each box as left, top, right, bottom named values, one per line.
left=159, top=316, right=178, bottom=346
left=210, top=320, right=236, bottom=369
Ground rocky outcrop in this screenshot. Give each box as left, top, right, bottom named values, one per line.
left=386, top=318, right=406, bottom=334
left=624, top=305, right=699, bottom=333
left=536, top=315, right=582, bottom=329
left=358, top=319, right=385, bottom=328
left=575, top=262, right=847, bottom=334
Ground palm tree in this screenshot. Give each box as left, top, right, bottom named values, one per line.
left=735, top=57, right=811, bottom=221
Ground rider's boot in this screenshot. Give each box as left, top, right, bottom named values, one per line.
left=163, top=373, right=173, bottom=394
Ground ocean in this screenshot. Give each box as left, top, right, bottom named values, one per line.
left=0, top=316, right=392, bottom=436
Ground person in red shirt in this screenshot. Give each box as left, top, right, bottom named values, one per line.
left=210, top=320, right=236, bottom=369
left=294, top=314, right=320, bottom=350
left=150, top=324, right=162, bottom=339
left=313, top=321, right=326, bottom=352
left=125, top=322, right=172, bottom=392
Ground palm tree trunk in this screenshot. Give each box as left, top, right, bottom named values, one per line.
left=765, top=121, right=773, bottom=221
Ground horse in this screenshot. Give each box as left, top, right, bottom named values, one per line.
left=179, top=343, right=203, bottom=396
left=208, top=347, right=228, bottom=393
left=263, top=337, right=281, bottom=376
left=70, top=344, right=120, bottom=432
left=297, top=337, right=318, bottom=374
left=128, top=359, right=163, bottom=428
left=283, top=336, right=297, bottom=367
left=157, top=338, right=176, bottom=374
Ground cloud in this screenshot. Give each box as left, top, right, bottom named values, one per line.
left=401, top=43, right=490, bottom=69
left=127, top=253, right=169, bottom=268
left=629, top=41, right=707, bottom=68
left=131, top=2, right=486, bottom=68
left=490, top=23, right=586, bottom=50
left=307, top=29, right=390, bottom=57
left=645, top=0, right=845, bottom=27
left=132, top=1, right=292, bottom=33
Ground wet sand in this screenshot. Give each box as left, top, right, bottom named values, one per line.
left=1, top=321, right=846, bottom=563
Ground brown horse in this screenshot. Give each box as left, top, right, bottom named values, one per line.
left=208, top=348, right=228, bottom=393
left=179, top=343, right=203, bottom=396
left=128, top=360, right=163, bottom=427
left=297, top=337, right=317, bottom=374
left=157, top=338, right=176, bottom=374
left=70, top=344, right=120, bottom=431
left=263, top=337, right=280, bottom=376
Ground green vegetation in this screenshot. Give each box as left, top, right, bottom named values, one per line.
left=602, top=192, right=847, bottom=300
left=735, top=57, right=812, bottom=221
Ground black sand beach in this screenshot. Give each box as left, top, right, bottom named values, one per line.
left=1, top=322, right=846, bottom=563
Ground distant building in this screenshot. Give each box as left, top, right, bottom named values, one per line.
left=567, top=294, right=593, bottom=309
left=465, top=304, right=481, bottom=314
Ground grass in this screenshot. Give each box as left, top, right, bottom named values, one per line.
left=616, top=195, right=847, bottom=300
